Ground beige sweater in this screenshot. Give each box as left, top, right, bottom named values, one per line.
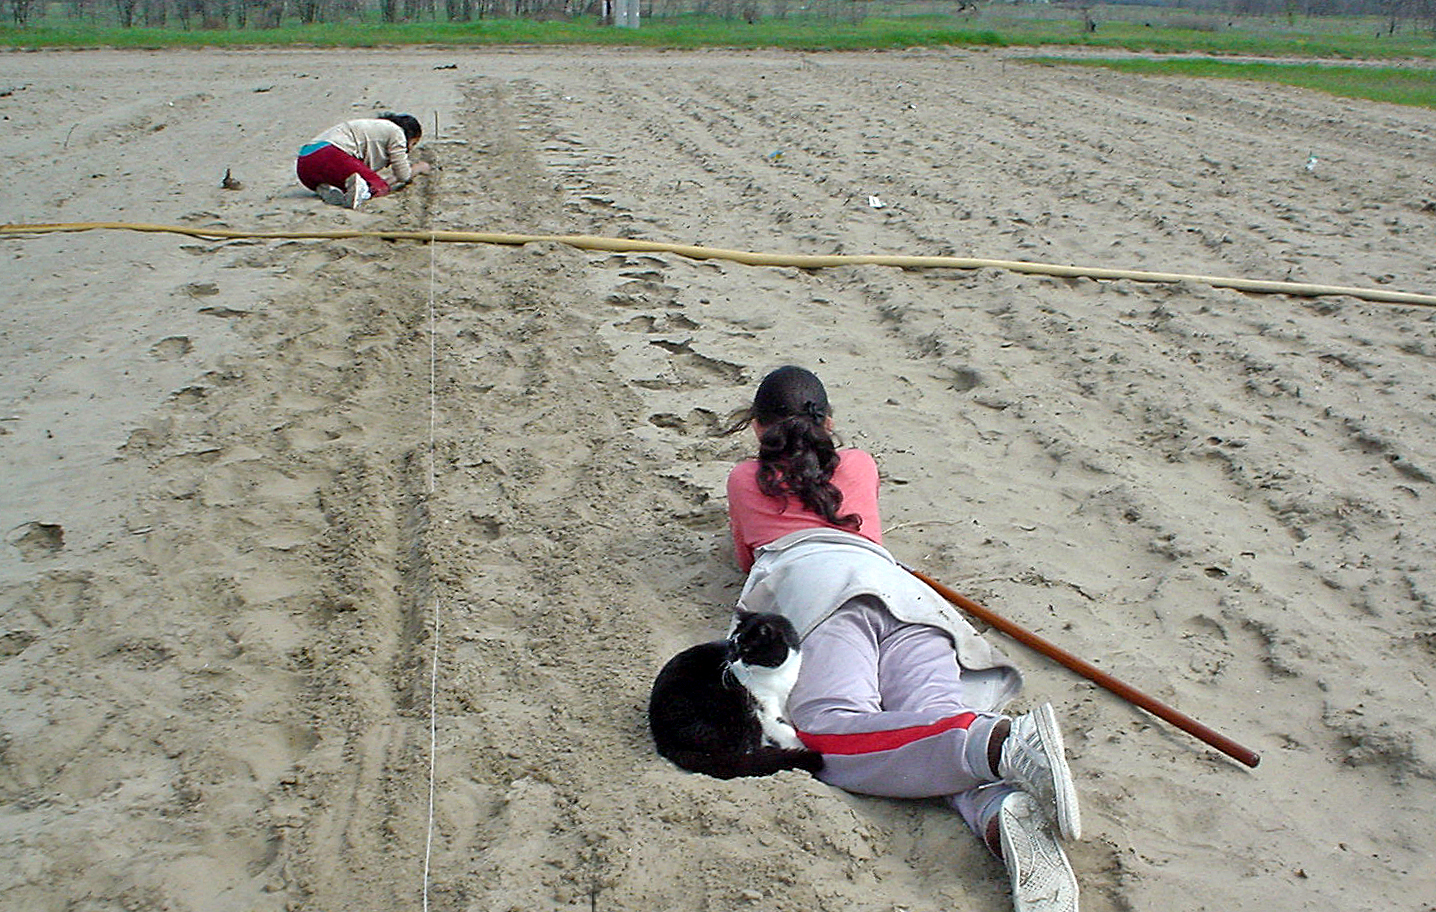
left=309, top=118, right=413, bottom=182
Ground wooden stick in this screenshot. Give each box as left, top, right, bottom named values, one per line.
left=905, top=565, right=1261, bottom=768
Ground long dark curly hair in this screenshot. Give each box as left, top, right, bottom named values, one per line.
left=725, top=365, right=861, bottom=531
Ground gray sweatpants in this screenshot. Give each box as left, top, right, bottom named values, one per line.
left=787, top=595, right=1013, bottom=836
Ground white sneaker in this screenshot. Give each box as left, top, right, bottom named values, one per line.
left=344, top=173, right=371, bottom=210
left=998, top=703, right=1081, bottom=841
left=998, top=790, right=1079, bottom=912
left=315, top=183, right=346, bottom=207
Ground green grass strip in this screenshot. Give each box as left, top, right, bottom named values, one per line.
left=0, top=18, right=1006, bottom=51
left=2, top=15, right=1434, bottom=59
left=1031, top=56, right=1436, bottom=109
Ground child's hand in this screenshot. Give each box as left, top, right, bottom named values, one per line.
left=412, top=161, right=432, bottom=175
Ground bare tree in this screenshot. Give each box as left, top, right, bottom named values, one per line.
left=1376, top=0, right=1410, bottom=32
left=9, top=0, right=37, bottom=26
left=254, top=0, right=284, bottom=27
left=1058, top=0, right=1097, bottom=32
left=1416, top=0, right=1436, bottom=34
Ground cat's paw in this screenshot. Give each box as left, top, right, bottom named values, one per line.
left=765, top=721, right=806, bottom=751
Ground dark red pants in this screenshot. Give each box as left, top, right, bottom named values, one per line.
left=295, top=143, right=391, bottom=196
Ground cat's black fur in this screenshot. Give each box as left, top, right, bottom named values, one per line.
left=648, top=612, right=823, bottom=780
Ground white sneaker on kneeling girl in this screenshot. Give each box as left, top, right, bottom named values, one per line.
left=343, top=173, right=372, bottom=210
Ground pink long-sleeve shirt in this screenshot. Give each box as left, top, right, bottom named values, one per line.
left=726, top=449, right=883, bottom=572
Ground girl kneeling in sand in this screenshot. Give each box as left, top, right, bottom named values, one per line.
left=296, top=112, right=431, bottom=210
left=725, top=365, right=1082, bottom=912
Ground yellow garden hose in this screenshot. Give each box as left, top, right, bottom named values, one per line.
left=4, top=220, right=1435, bottom=308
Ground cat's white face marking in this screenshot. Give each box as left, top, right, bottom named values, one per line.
left=729, top=650, right=804, bottom=750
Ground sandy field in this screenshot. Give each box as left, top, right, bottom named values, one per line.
left=2, top=45, right=1435, bottom=912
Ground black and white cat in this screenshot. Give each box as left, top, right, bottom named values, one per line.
left=648, top=612, right=823, bottom=780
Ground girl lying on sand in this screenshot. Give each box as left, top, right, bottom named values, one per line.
left=726, top=365, right=1083, bottom=912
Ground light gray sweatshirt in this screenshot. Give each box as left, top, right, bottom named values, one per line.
left=735, top=527, right=1023, bottom=712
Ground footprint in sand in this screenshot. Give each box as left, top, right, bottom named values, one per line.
left=169, top=386, right=208, bottom=406
left=643, top=340, right=744, bottom=388
left=7, top=521, right=64, bottom=561
left=614, top=313, right=701, bottom=335
left=646, top=408, right=724, bottom=436
left=0, top=630, right=38, bottom=657
left=151, top=336, right=193, bottom=361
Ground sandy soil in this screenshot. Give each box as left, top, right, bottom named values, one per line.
left=2, top=45, right=1435, bottom=912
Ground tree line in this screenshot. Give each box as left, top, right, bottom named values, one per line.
left=4, top=0, right=1435, bottom=34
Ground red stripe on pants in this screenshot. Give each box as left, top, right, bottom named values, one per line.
left=798, top=711, right=978, bottom=755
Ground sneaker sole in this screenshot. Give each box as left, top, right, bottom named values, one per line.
left=999, top=791, right=1079, bottom=912
left=1033, top=703, right=1082, bottom=841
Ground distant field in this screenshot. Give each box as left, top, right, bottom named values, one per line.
left=3, top=2, right=1434, bottom=77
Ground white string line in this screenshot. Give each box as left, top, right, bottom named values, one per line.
left=422, top=233, right=440, bottom=912
left=429, top=231, right=438, bottom=498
